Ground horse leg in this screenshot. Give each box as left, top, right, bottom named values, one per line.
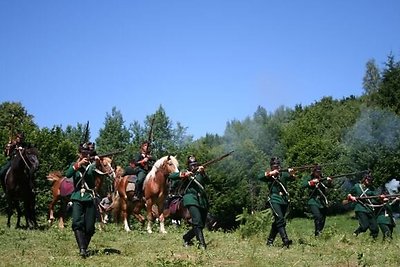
left=159, top=213, right=167, bottom=234
left=146, top=199, right=154, bottom=234
left=6, top=201, right=13, bottom=228
left=122, top=199, right=131, bottom=232
left=157, top=203, right=167, bottom=234
left=24, top=197, right=37, bottom=229
left=48, top=196, right=59, bottom=224
left=15, top=203, right=22, bottom=229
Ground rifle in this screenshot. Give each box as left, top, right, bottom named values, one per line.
left=81, top=121, right=90, bottom=145
left=356, top=194, right=400, bottom=200
left=90, top=149, right=126, bottom=160
left=280, top=162, right=335, bottom=173
left=146, top=115, right=156, bottom=155
left=195, top=150, right=235, bottom=170
left=321, top=170, right=370, bottom=181
left=342, top=193, right=400, bottom=205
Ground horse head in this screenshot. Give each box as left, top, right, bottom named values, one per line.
left=12, top=147, right=39, bottom=173
left=164, top=155, right=179, bottom=174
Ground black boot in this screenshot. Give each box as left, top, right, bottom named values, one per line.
left=134, top=183, right=143, bottom=200
left=278, top=227, right=292, bottom=248
left=266, top=227, right=278, bottom=246
left=183, top=228, right=196, bottom=247
left=86, top=234, right=92, bottom=250
left=194, top=227, right=206, bottom=250
left=74, top=230, right=88, bottom=258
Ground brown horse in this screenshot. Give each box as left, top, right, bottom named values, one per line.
left=47, top=157, right=114, bottom=228
left=3, top=147, right=39, bottom=229
left=144, top=155, right=179, bottom=233
left=111, top=166, right=146, bottom=231
left=163, top=195, right=191, bottom=225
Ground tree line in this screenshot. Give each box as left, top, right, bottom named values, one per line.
left=1, top=54, right=399, bottom=230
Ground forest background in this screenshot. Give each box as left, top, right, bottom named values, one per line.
left=1, top=55, right=400, bottom=230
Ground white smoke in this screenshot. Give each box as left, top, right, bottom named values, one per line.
left=385, top=179, right=400, bottom=195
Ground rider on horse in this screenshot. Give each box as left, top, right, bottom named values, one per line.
left=130, top=140, right=155, bottom=200
left=0, top=132, right=30, bottom=193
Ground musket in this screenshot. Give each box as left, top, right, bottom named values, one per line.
left=90, top=149, right=126, bottom=160
left=81, top=121, right=90, bottom=145
left=146, top=115, right=156, bottom=155
left=342, top=193, right=400, bottom=205
left=280, top=162, right=335, bottom=173
left=196, top=150, right=235, bottom=170
left=356, top=194, right=400, bottom=200
left=321, top=170, right=370, bottom=181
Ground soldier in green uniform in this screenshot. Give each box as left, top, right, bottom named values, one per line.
left=347, top=174, right=379, bottom=239
left=376, top=188, right=399, bottom=241
left=1, top=132, right=31, bottom=192
left=302, top=165, right=333, bottom=236
left=131, top=141, right=155, bottom=199
left=258, top=157, right=297, bottom=248
left=169, top=155, right=209, bottom=249
left=66, top=142, right=101, bottom=258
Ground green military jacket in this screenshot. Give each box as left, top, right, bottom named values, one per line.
left=302, top=174, right=332, bottom=208
left=65, top=162, right=98, bottom=202
left=134, top=152, right=156, bottom=172
left=257, top=171, right=295, bottom=205
left=169, top=170, right=209, bottom=209
left=349, top=183, right=376, bottom=213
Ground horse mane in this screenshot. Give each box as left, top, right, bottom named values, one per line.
left=144, top=155, right=179, bottom=184
left=46, top=171, right=63, bottom=181
left=102, top=157, right=112, bottom=165
left=115, top=166, right=125, bottom=177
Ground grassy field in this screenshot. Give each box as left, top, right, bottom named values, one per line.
left=0, top=213, right=399, bottom=267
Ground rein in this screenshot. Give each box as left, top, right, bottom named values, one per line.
left=18, top=148, right=32, bottom=171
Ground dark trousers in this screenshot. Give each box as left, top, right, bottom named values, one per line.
left=309, top=205, right=327, bottom=236
left=188, top=205, right=208, bottom=228
left=72, top=200, right=96, bottom=237
left=354, top=211, right=378, bottom=238
left=378, top=223, right=394, bottom=240
left=270, top=201, right=288, bottom=229
left=184, top=205, right=208, bottom=248
left=135, top=170, right=147, bottom=190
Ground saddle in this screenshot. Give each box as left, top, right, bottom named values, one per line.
left=60, top=178, right=74, bottom=197
left=168, top=196, right=183, bottom=215
left=126, top=175, right=137, bottom=193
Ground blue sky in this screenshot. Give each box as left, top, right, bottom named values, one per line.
left=1, top=1, right=399, bottom=140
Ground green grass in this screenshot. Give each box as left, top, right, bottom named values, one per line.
left=0, top=213, right=399, bottom=267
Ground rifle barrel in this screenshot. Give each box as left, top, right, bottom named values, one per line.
left=201, top=150, right=234, bottom=168
left=358, top=193, right=400, bottom=200
left=280, top=162, right=335, bottom=173
left=323, top=170, right=369, bottom=180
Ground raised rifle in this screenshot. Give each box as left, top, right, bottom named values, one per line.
left=186, top=151, right=234, bottom=191
left=279, top=162, right=336, bottom=173
left=81, top=121, right=90, bottom=145
left=356, top=194, right=400, bottom=200
left=195, top=150, right=235, bottom=171
left=146, top=115, right=156, bottom=155
left=320, top=170, right=370, bottom=181
left=342, top=193, right=400, bottom=205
